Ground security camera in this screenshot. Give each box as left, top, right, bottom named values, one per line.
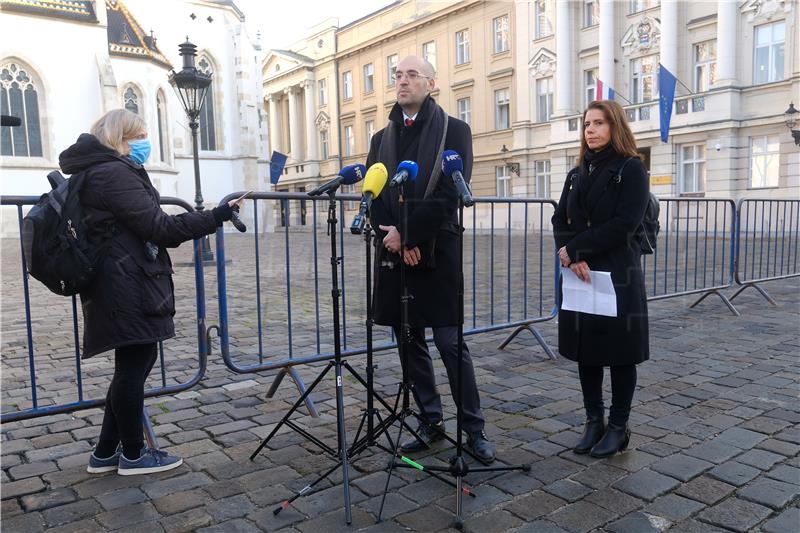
left=714, top=143, right=721, bottom=151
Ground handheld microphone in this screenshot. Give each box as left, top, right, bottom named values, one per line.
left=350, top=163, right=388, bottom=234
left=1, top=115, right=22, bottom=127
left=388, top=160, right=418, bottom=188
left=308, top=163, right=366, bottom=196
left=441, top=150, right=474, bottom=207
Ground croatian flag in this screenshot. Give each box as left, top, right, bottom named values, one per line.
left=596, top=79, right=615, bottom=101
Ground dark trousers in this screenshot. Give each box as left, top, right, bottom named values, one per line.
left=396, top=326, right=485, bottom=433
left=96, top=343, right=158, bottom=459
left=578, top=364, right=637, bottom=427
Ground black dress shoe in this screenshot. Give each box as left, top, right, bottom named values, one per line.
left=573, top=415, right=606, bottom=455
left=466, top=430, right=495, bottom=463
left=400, top=420, right=445, bottom=453
left=589, top=423, right=630, bottom=458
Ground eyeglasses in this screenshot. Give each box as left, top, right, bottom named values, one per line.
left=394, top=71, right=430, bottom=82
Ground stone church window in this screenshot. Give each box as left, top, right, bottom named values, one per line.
left=123, top=85, right=140, bottom=114
left=0, top=61, right=43, bottom=157
left=198, top=56, right=216, bottom=151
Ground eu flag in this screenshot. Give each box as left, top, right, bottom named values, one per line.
left=658, top=64, right=677, bottom=143
left=269, top=151, right=287, bottom=184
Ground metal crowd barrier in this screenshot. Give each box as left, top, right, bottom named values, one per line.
left=732, top=198, right=800, bottom=305
left=641, top=197, right=739, bottom=315
left=213, top=192, right=559, bottom=407
left=0, top=196, right=209, bottom=447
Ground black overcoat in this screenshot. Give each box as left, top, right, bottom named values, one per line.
left=366, top=98, right=473, bottom=328
left=59, top=134, right=218, bottom=358
left=551, top=152, right=650, bottom=366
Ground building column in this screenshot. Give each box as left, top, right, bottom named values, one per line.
left=268, top=93, right=282, bottom=154
left=555, top=0, right=573, bottom=115
left=599, top=0, right=615, bottom=92
left=660, top=0, right=678, bottom=74
left=302, top=80, right=318, bottom=161
left=715, top=0, right=738, bottom=86
left=286, top=86, right=303, bottom=162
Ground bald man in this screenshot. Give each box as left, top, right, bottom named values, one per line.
left=366, top=55, right=494, bottom=463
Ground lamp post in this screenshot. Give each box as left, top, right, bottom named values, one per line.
left=500, top=144, right=520, bottom=175
left=785, top=102, right=800, bottom=146
left=169, top=38, right=214, bottom=261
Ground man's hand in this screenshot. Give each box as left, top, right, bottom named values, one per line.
left=403, top=246, right=421, bottom=266
left=379, top=224, right=401, bottom=253
left=558, top=246, right=571, bottom=267
left=570, top=260, right=591, bottom=284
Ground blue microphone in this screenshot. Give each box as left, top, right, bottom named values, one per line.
left=308, top=163, right=366, bottom=196
left=389, top=160, right=418, bottom=188
left=441, top=150, right=473, bottom=207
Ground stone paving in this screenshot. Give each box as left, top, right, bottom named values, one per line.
left=1, top=227, right=799, bottom=533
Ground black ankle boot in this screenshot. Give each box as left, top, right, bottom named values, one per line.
left=589, top=423, right=630, bottom=458
left=573, top=414, right=605, bottom=455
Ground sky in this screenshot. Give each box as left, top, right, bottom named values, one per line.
left=236, top=0, right=395, bottom=51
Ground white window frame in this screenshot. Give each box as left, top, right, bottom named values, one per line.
left=457, top=97, right=471, bottom=125
left=363, top=63, right=374, bottom=94
left=679, top=143, right=706, bottom=193
left=694, top=40, right=717, bottom=92
left=493, top=15, right=509, bottom=53
left=631, top=54, right=659, bottom=104
left=534, top=160, right=551, bottom=198
left=319, top=130, right=329, bottom=160
left=387, top=54, right=398, bottom=87
left=495, top=88, right=510, bottom=130
left=318, top=78, right=327, bottom=106
left=749, top=135, right=780, bottom=188
left=496, top=165, right=512, bottom=197
left=422, top=41, right=437, bottom=71
left=342, top=71, right=353, bottom=100
left=753, top=21, right=785, bottom=85
left=534, top=0, right=553, bottom=39
left=365, top=119, right=375, bottom=150
left=630, top=0, right=659, bottom=14
left=536, top=77, right=553, bottom=123
left=456, top=30, right=470, bottom=65
left=584, top=69, right=598, bottom=107
left=344, top=125, right=355, bottom=157
left=583, top=0, right=599, bottom=28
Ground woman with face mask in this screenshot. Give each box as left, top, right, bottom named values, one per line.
left=58, top=109, right=241, bottom=475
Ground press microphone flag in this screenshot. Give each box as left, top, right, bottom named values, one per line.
left=388, top=160, right=418, bottom=188
left=350, top=163, right=388, bottom=234
left=308, top=163, right=366, bottom=196
left=441, top=150, right=474, bottom=207
left=1, top=115, right=22, bottom=127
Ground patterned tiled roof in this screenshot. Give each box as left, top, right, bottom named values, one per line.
left=0, top=0, right=98, bottom=23
left=106, top=0, right=171, bottom=69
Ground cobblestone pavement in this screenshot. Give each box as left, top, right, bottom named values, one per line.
left=1, top=228, right=799, bottom=533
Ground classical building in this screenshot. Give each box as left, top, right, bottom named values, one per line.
left=1, top=0, right=267, bottom=233
left=262, top=0, right=798, bottom=229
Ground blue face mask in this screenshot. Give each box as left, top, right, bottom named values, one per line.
left=127, top=138, right=151, bottom=165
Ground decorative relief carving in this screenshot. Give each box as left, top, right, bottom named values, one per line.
left=529, top=48, right=556, bottom=78
left=621, top=16, right=661, bottom=56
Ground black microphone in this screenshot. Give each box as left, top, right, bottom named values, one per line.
left=388, top=160, right=419, bottom=188
left=308, top=164, right=366, bottom=196
left=1, top=115, right=22, bottom=127
left=441, top=150, right=474, bottom=207
left=350, top=163, right=388, bottom=234
left=230, top=207, right=247, bottom=232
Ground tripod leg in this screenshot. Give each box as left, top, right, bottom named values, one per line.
left=333, top=361, right=352, bottom=525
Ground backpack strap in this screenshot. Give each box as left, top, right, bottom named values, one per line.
left=612, top=157, right=636, bottom=184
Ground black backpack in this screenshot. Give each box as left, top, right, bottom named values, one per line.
left=615, top=157, right=660, bottom=255
left=21, top=170, right=109, bottom=296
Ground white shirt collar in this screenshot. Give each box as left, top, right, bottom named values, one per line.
left=403, top=111, right=418, bottom=122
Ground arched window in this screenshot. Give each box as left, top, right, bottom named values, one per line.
left=156, top=89, right=168, bottom=162
left=197, top=56, right=216, bottom=151
left=123, top=85, right=140, bottom=114
left=0, top=61, right=43, bottom=157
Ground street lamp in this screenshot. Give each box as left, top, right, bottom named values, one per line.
left=169, top=38, right=214, bottom=261
left=784, top=102, right=800, bottom=146
left=500, top=144, right=520, bottom=175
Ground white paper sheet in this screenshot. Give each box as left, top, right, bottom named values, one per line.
left=560, top=267, right=618, bottom=317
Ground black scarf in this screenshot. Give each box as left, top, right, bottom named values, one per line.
left=377, top=95, right=448, bottom=220
left=578, top=144, right=618, bottom=208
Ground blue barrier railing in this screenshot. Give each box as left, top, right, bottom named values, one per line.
left=0, top=197, right=209, bottom=446
left=732, top=198, right=800, bottom=305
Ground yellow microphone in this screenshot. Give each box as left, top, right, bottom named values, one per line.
left=350, top=163, right=388, bottom=234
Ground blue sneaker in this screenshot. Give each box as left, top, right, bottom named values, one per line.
left=117, top=447, right=183, bottom=476
left=87, top=445, right=122, bottom=474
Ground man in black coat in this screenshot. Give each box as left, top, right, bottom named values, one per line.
left=366, top=55, right=494, bottom=462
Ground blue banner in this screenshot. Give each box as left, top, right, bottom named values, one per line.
left=269, top=151, right=287, bottom=184
left=658, top=63, right=677, bottom=143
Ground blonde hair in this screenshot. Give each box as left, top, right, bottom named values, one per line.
left=90, top=109, right=146, bottom=155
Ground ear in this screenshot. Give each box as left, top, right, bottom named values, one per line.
left=426, top=77, right=435, bottom=92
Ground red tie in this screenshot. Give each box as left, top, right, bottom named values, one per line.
left=404, top=118, right=414, bottom=127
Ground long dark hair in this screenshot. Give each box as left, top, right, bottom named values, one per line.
left=578, top=100, right=641, bottom=164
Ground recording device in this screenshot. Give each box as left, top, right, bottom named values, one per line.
left=388, top=160, right=418, bottom=188
left=228, top=190, right=252, bottom=232
left=308, top=164, right=366, bottom=196
left=1, top=115, right=21, bottom=127
left=350, top=163, right=388, bottom=234
left=441, top=150, right=474, bottom=207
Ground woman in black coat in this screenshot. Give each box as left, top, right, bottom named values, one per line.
left=551, top=100, right=650, bottom=458
left=60, top=109, right=240, bottom=475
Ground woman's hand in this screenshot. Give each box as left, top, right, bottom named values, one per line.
left=570, top=260, right=592, bottom=284
left=558, top=246, right=571, bottom=267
